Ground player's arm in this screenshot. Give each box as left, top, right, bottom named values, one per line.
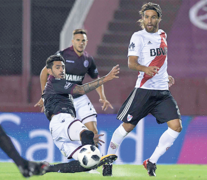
left=73, top=65, right=119, bottom=95
left=128, top=56, right=159, bottom=77
left=34, top=66, right=48, bottom=111
left=39, top=66, right=48, bottom=93
left=88, top=57, right=113, bottom=111
left=168, top=75, right=175, bottom=87
left=95, top=80, right=113, bottom=111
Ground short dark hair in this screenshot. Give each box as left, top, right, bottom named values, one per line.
left=73, top=29, right=87, bottom=36
left=138, top=2, right=162, bottom=29
left=46, top=55, right=65, bottom=69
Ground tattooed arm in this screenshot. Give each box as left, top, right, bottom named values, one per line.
left=72, top=65, right=120, bottom=95
left=73, top=77, right=105, bottom=95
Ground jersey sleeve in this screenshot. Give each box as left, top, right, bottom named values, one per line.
left=128, top=33, right=143, bottom=57
left=87, top=56, right=99, bottom=79
left=52, top=79, right=77, bottom=94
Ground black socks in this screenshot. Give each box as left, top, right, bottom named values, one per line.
left=80, top=130, right=95, bottom=146
left=46, top=160, right=89, bottom=173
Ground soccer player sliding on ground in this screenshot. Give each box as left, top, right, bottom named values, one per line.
left=41, top=55, right=119, bottom=174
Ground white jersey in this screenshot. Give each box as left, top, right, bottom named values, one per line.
left=128, top=29, right=169, bottom=90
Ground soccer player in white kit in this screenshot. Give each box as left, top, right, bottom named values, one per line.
left=103, top=2, right=182, bottom=177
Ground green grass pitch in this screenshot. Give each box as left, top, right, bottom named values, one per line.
left=0, top=162, right=206, bottom=180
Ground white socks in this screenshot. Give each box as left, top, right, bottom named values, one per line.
left=107, top=125, right=179, bottom=163
left=149, top=127, right=180, bottom=164
left=107, top=124, right=128, bottom=155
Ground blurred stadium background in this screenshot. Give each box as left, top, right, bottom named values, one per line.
left=0, top=0, right=207, bottom=165
left=0, top=0, right=207, bottom=115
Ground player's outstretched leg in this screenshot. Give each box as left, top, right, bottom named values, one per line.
left=19, top=161, right=49, bottom=177
left=43, top=154, right=117, bottom=174
left=143, top=159, right=157, bottom=176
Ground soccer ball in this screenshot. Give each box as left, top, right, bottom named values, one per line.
left=78, top=145, right=101, bottom=169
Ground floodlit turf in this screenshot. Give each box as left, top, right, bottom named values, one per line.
left=0, top=162, right=206, bottom=180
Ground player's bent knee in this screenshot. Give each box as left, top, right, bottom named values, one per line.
left=69, top=121, right=88, bottom=141
left=168, top=124, right=182, bottom=132
left=175, top=121, right=182, bottom=132
left=177, top=126, right=182, bottom=132
left=167, top=119, right=182, bottom=132
left=122, top=122, right=135, bottom=132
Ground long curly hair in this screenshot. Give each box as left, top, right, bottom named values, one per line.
left=138, top=2, right=162, bottom=29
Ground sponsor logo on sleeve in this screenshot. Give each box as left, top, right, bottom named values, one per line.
left=64, top=81, right=72, bottom=89
left=128, top=42, right=135, bottom=51
left=94, top=68, right=98, bottom=73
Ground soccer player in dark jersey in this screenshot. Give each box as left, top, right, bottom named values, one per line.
left=0, top=125, right=49, bottom=177
left=103, top=2, right=182, bottom=177
left=35, top=29, right=112, bottom=139
left=41, top=54, right=118, bottom=174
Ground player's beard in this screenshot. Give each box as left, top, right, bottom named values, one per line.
left=144, top=23, right=158, bottom=33
left=51, top=69, right=65, bottom=79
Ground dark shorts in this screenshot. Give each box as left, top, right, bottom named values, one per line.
left=117, top=88, right=181, bottom=125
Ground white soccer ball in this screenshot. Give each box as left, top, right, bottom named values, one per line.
left=78, top=145, right=101, bottom=169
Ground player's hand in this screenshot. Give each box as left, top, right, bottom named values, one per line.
left=99, top=99, right=113, bottom=111
left=93, top=134, right=105, bottom=146
left=105, top=65, right=120, bottom=81
left=143, top=66, right=159, bottom=77
left=168, top=75, right=175, bottom=87
left=34, top=98, right=44, bottom=112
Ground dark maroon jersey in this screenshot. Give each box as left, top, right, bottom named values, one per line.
left=56, top=46, right=98, bottom=85
left=56, top=46, right=98, bottom=98
left=42, top=75, right=77, bottom=120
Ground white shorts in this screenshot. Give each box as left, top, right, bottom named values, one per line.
left=49, top=113, right=88, bottom=159
left=74, top=94, right=97, bottom=124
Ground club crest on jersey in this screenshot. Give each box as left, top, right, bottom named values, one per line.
left=128, top=42, right=135, bottom=51
left=127, top=114, right=133, bottom=121
left=64, top=81, right=72, bottom=89
left=84, top=60, right=89, bottom=67
left=150, top=47, right=167, bottom=56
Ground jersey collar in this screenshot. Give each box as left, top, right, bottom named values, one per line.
left=143, top=28, right=162, bottom=35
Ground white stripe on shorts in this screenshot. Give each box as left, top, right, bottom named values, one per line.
left=117, top=88, right=137, bottom=120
